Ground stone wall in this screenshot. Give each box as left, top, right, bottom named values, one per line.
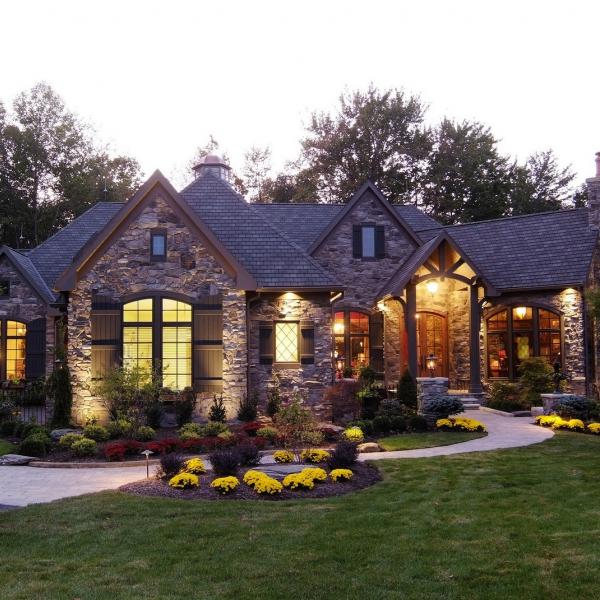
left=248, top=291, right=333, bottom=419
left=314, top=189, right=417, bottom=309
left=67, top=193, right=245, bottom=423
left=483, top=289, right=585, bottom=393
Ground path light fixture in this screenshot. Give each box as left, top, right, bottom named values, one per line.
left=141, top=449, right=154, bottom=478
left=426, top=353, right=438, bottom=377
left=426, top=280, right=439, bottom=295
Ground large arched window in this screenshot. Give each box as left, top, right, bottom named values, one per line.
left=333, top=310, right=370, bottom=374
left=122, top=297, right=192, bottom=390
left=0, top=320, right=27, bottom=381
left=486, top=306, right=561, bottom=379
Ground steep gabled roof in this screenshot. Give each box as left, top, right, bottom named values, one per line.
left=307, top=181, right=422, bottom=254
left=180, top=174, right=342, bottom=289
left=55, top=170, right=258, bottom=291
left=0, top=246, right=55, bottom=303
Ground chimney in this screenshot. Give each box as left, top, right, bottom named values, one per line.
left=192, top=154, right=231, bottom=182
left=587, top=152, right=600, bottom=230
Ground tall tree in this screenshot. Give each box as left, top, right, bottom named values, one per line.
left=296, top=85, right=431, bottom=203
left=0, top=83, right=142, bottom=248
left=422, top=119, right=511, bottom=224
left=508, top=150, right=576, bottom=215
left=242, top=146, right=272, bottom=202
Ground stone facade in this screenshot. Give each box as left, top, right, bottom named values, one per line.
left=383, top=298, right=404, bottom=386
left=314, top=189, right=418, bottom=310
left=0, top=256, right=47, bottom=325
left=67, top=192, right=245, bottom=423
left=248, top=291, right=333, bottom=419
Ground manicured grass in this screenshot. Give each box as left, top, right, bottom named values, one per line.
left=0, top=438, right=15, bottom=456
left=378, top=430, right=487, bottom=450
left=2, top=432, right=600, bottom=599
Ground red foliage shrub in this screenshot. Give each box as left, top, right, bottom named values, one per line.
left=241, top=421, right=262, bottom=437
left=104, top=442, right=127, bottom=461
left=159, top=438, right=182, bottom=453
left=251, top=436, right=267, bottom=450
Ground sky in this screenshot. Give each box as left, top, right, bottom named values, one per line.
left=1, top=0, right=599, bottom=189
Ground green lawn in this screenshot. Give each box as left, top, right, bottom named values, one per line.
left=2, top=432, right=600, bottom=599
left=0, top=438, right=15, bottom=456
left=378, top=430, right=487, bottom=450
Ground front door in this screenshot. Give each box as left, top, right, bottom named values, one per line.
left=416, top=312, right=448, bottom=377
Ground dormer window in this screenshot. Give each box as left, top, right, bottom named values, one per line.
left=352, top=224, right=385, bottom=259
left=150, top=230, right=167, bottom=261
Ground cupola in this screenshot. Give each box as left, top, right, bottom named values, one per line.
left=192, top=154, right=231, bottom=181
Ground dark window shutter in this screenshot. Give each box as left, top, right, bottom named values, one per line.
left=352, top=225, right=362, bottom=258
left=300, top=320, right=315, bottom=364
left=375, top=225, right=385, bottom=258
left=369, top=311, right=384, bottom=374
left=25, top=317, right=46, bottom=380
left=91, top=295, right=122, bottom=379
left=259, top=321, right=274, bottom=365
left=193, top=294, right=223, bottom=394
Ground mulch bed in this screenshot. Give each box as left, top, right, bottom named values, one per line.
left=119, top=462, right=382, bottom=501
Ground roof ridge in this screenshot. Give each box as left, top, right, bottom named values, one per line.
left=439, top=207, right=587, bottom=230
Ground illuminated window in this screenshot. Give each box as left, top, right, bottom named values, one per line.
left=5, top=320, right=26, bottom=380
left=162, top=299, right=192, bottom=390
left=275, top=322, right=299, bottom=363
left=332, top=310, right=370, bottom=374
left=123, top=325, right=153, bottom=375
left=486, top=306, right=562, bottom=379
left=123, top=298, right=153, bottom=323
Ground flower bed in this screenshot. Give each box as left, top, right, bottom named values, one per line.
left=535, top=415, right=597, bottom=433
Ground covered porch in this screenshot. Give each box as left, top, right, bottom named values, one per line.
left=378, top=232, right=497, bottom=396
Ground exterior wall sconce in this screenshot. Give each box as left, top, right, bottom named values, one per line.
left=377, top=300, right=386, bottom=312
left=515, top=306, right=528, bottom=319
left=426, top=353, right=438, bottom=377
left=425, top=280, right=439, bottom=294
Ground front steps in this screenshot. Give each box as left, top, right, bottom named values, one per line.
left=448, top=390, right=484, bottom=410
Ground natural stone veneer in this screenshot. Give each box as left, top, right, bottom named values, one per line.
left=67, top=194, right=246, bottom=423
left=248, top=292, right=333, bottom=419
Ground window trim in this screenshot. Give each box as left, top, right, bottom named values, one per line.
left=0, top=318, right=27, bottom=381
left=485, top=304, right=563, bottom=380
left=273, top=320, right=300, bottom=367
left=150, top=228, right=167, bottom=262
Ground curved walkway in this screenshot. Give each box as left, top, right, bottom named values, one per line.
left=358, top=410, right=553, bottom=460
left=0, top=411, right=552, bottom=507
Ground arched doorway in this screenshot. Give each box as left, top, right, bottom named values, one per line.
left=416, top=311, right=448, bottom=378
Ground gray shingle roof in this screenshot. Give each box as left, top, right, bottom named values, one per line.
left=180, top=175, right=341, bottom=288
left=445, top=208, right=597, bottom=291
left=1, top=247, right=56, bottom=303
left=28, top=202, right=123, bottom=289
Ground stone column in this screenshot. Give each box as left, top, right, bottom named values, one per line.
left=405, top=282, right=418, bottom=378
left=417, top=376, right=449, bottom=426
left=469, top=283, right=483, bottom=395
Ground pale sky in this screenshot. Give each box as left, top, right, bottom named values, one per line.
left=1, top=0, right=599, bottom=190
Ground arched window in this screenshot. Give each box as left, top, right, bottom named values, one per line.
left=122, top=297, right=192, bottom=390
left=486, top=306, right=561, bottom=379
left=1, top=320, right=27, bottom=381
left=333, top=310, right=370, bottom=374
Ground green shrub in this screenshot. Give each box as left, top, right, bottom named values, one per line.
left=19, top=435, right=48, bottom=458
left=47, top=361, right=73, bottom=428
left=518, top=357, right=553, bottom=407
left=397, top=369, right=417, bottom=410
left=256, top=426, right=279, bottom=442
left=377, top=398, right=403, bottom=417
left=21, top=423, right=48, bottom=440
left=390, top=415, right=407, bottom=432
left=408, top=415, right=428, bottom=432
left=58, top=433, right=84, bottom=448
left=71, top=438, right=97, bottom=457
left=83, top=424, right=109, bottom=442
left=422, top=395, right=464, bottom=419
left=237, top=391, right=258, bottom=422
left=178, top=422, right=204, bottom=440
left=135, top=425, right=156, bottom=441
left=106, top=419, right=133, bottom=439
left=208, top=394, right=227, bottom=423
left=274, top=394, right=323, bottom=459
left=0, top=420, right=17, bottom=436
left=174, top=388, right=197, bottom=427
left=372, top=415, right=392, bottom=434
left=266, top=374, right=282, bottom=417
left=553, top=395, right=593, bottom=419
left=349, top=419, right=374, bottom=436
left=144, top=400, right=163, bottom=429
left=359, top=365, right=377, bottom=387
left=487, top=382, right=527, bottom=412
left=202, top=421, right=229, bottom=437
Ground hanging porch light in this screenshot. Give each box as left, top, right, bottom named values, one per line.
left=425, top=279, right=439, bottom=294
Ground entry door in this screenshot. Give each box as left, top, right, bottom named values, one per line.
left=416, top=312, right=448, bottom=377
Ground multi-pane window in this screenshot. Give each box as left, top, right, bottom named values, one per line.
left=333, top=310, right=370, bottom=374
left=151, top=231, right=167, bottom=260
left=5, top=320, right=26, bottom=380
left=275, top=322, right=299, bottom=363
left=123, top=299, right=153, bottom=376
left=162, top=299, right=192, bottom=390
left=121, top=297, right=192, bottom=390
left=486, top=306, right=561, bottom=379
left=361, top=226, right=375, bottom=258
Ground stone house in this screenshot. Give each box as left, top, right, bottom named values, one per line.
left=2, top=152, right=600, bottom=422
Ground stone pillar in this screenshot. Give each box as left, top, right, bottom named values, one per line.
left=469, top=284, right=483, bottom=395
left=417, top=376, right=449, bottom=425
left=405, top=282, right=418, bottom=378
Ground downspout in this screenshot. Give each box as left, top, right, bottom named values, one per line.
left=581, top=286, right=593, bottom=397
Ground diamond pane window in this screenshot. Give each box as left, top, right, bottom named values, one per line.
left=275, top=322, right=298, bottom=363
left=123, top=298, right=153, bottom=323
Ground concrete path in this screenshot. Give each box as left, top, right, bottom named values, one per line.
left=0, top=411, right=552, bottom=507
left=358, top=410, right=553, bottom=461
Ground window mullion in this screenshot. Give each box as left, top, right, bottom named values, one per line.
left=507, top=311, right=514, bottom=379
left=532, top=308, right=540, bottom=357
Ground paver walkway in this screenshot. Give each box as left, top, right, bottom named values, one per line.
left=0, top=411, right=552, bottom=507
